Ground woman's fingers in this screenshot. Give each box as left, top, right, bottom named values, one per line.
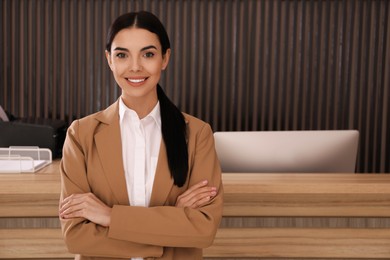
left=59, top=193, right=112, bottom=227
left=60, top=193, right=89, bottom=218
left=178, top=180, right=209, bottom=198
left=181, top=186, right=216, bottom=203
left=59, top=194, right=85, bottom=214
left=182, top=188, right=217, bottom=207
left=192, top=195, right=212, bottom=208
left=176, top=180, right=218, bottom=208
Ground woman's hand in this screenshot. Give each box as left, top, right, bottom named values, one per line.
left=175, top=180, right=217, bottom=208
left=59, top=193, right=112, bottom=227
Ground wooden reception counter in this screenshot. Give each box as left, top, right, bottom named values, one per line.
left=1, top=160, right=390, bottom=259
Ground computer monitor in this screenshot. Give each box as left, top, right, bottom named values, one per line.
left=213, top=130, right=359, bottom=173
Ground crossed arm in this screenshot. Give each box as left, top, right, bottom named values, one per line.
left=59, top=179, right=218, bottom=227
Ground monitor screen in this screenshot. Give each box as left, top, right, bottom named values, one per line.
left=214, top=130, right=359, bottom=173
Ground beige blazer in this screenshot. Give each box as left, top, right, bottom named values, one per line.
left=60, top=100, right=223, bottom=260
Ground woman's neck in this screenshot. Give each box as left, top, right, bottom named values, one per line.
left=121, top=95, right=158, bottom=119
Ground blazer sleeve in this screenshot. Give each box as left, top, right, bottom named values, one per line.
left=108, top=122, right=224, bottom=248
left=60, top=120, right=163, bottom=258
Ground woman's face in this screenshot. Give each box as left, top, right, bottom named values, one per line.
left=106, top=27, right=170, bottom=105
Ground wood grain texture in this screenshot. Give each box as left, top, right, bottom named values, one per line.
left=0, top=229, right=72, bottom=258
left=0, top=162, right=61, bottom=217
left=1, top=161, right=390, bottom=217
left=1, top=228, right=390, bottom=259
left=205, top=228, right=390, bottom=258
left=222, top=173, right=390, bottom=217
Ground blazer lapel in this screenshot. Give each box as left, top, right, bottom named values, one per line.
left=94, top=101, right=129, bottom=205
left=149, top=117, right=190, bottom=207
left=149, top=140, right=174, bottom=207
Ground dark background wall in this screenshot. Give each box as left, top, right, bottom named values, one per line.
left=1, top=0, right=389, bottom=173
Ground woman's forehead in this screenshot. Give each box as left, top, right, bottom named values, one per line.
left=111, top=28, right=161, bottom=50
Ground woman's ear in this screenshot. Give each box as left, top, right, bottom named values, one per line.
left=105, top=50, right=113, bottom=71
left=162, top=49, right=171, bottom=70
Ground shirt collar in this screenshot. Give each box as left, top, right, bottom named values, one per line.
left=119, top=97, right=161, bottom=127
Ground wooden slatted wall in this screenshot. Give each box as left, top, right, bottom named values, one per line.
left=1, top=0, right=389, bottom=172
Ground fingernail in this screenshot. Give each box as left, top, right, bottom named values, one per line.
left=203, top=180, right=208, bottom=184
left=211, top=191, right=217, bottom=196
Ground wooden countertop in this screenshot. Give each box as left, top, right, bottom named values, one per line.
left=1, top=161, right=390, bottom=259
left=1, top=160, right=390, bottom=217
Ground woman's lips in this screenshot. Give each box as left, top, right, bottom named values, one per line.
left=127, top=77, right=146, bottom=83
left=126, top=77, right=148, bottom=86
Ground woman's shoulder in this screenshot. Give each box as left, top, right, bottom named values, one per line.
left=182, top=112, right=213, bottom=135
left=70, top=110, right=104, bottom=129
left=71, top=102, right=118, bottom=129
left=183, top=113, right=208, bottom=127
left=77, top=110, right=104, bottom=123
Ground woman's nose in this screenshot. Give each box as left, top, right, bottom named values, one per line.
left=129, top=57, right=142, bottom=72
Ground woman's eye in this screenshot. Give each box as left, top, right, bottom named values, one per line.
left=144, top=52, right=155, bottom=58
left=116, top=53, right=126, bottom=58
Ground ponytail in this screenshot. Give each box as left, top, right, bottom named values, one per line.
left=157, top=85, right=188, bottom=187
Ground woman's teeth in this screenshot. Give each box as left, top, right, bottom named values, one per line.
left=128, top=78, right=146, bottom=83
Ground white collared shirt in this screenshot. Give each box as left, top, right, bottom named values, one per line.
left=119, top=98, right=162, bottom=260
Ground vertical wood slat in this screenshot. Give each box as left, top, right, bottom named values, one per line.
left=0, top=0, right=389, bottom=173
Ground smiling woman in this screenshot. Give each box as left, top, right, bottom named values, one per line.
left=58, top=11, right=223, bottom=260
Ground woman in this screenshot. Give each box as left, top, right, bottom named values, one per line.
left=59, top=11, right=223, bottom=260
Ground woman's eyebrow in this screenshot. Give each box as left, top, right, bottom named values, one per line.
left=141, top=45, right=157, bottom=52
left=113, top=47, right=129, bottom=52
left=113, top=46, right=157, bottom=52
